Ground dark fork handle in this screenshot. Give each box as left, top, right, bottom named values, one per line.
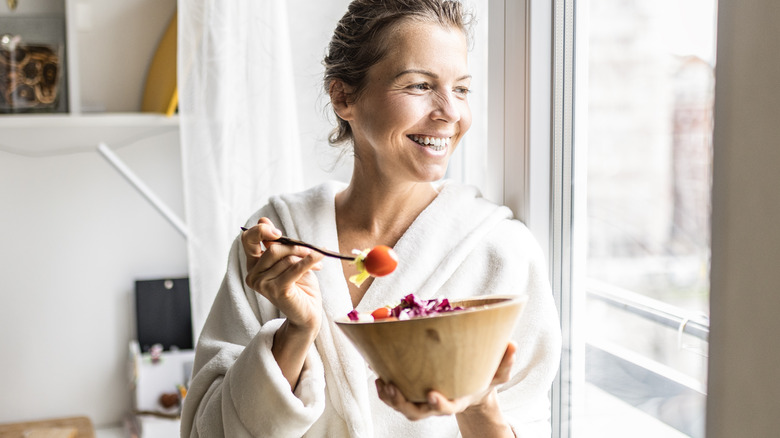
left=275, top=236, right=355, bottom=260
left=240, top=227, right=355, bottom=261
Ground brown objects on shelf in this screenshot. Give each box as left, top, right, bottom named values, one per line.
left=158, top=392, right=180, bottom=409
left=0, top=40, right=61, bottom=112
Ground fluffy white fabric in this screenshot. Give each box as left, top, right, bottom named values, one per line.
left=180, top=181, right=562, bottom=437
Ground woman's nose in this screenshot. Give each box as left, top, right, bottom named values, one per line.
left=431, top=90, right=462, bottom=123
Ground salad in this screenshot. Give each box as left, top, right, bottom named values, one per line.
left=347, top=293, right=465, bottom=322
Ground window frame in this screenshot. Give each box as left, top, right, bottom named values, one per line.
left=488, top=0, right=564, bottom=435
left=487, top=0, right=552, bottom=259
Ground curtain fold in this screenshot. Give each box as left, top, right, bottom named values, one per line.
left=178, top=0, right=303, bottom=337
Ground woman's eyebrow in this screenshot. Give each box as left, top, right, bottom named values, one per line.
left=394, top=69, right=472, bottom=82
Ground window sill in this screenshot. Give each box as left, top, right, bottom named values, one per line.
left=577, top=384, right=691, bottom=438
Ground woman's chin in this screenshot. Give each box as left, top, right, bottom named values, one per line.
left=416, top=166, right=450, bottom=183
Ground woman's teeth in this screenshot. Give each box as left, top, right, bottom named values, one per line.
left=409, top=135, right=450, bottom=151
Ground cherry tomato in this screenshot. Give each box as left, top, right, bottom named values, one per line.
left=363, top=245, right=398, bottom=277
left=371, top=307, right=392, bottom=320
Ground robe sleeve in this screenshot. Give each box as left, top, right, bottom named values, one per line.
left=180, top=215, right=327, bottom=437
left=494, top=221, right=562, bottom=437
left=442, top=218, right=561, bottom=437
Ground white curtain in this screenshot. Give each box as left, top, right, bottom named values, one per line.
left=178, top=1, right=303, bottom=337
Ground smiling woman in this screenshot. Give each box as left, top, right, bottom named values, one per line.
left=179, top=1, right=561, bottom=437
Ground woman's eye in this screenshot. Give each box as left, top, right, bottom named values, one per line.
left=410, top=83, right=431, bottom=91
left=454, top=86, right=471, bottom=96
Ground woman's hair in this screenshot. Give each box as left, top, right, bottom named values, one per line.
left=323, top=0, right=474, bottom=148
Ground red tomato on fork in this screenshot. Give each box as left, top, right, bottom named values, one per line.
left=363, top=245, right=398, bottom=277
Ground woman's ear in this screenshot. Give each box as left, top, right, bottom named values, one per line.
left=329, top=80, right=354, bottom=121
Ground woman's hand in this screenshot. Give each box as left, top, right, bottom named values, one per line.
left=242, top=218, right=325, bottom=331
left=241, top=217, right=325, bottom=389
left=376, top=342, right=517, bottom=437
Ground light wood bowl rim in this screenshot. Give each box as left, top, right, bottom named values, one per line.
left=334, top=294, right=528, bottom=325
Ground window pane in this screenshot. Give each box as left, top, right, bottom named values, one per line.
left=573, top=1, right=716, bottom=437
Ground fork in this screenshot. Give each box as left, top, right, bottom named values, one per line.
left=240, top=227, right=355, bottom=261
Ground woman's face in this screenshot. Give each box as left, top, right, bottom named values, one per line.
left=345, top=20, right=472, bottom=184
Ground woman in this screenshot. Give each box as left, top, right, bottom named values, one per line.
left=180, top=1, right=561, bottom=437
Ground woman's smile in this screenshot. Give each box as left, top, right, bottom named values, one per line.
left=407, top=134, right=452, bottom=157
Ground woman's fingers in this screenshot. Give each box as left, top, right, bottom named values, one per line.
left=271, top=252, right=324, bottom=288
left=491, top=341, right=517, bottom=386
left=241, top=217, right=283, bottom=257
left=374, top=342, right=518, bottom=420
left=245, top=252, right=302, bottom=292
left=376, top=380, right=433, bottom=420
left=244, top=245, right=324, bottom=316
left=375, top=380, right=464, bottom=420
left=253, top=243, right=308, bottom=274
left=424, top=391, right=470, bottom=415
left=247, top=249, right=323, bottom=293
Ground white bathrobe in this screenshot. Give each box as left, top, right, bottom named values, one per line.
left=180, top=181, right=562, bottom=438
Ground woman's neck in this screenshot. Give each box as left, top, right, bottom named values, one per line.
left=335, top=172, right=440, bottom=308
left=335, top=173, right=439, bottom=244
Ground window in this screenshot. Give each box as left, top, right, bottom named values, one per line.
left=560, top=0, right=717, bottom=436
left=454, top=1, right=715, bottom=435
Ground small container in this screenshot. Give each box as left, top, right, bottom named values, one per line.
left=0, top=34, right=62, bottom=113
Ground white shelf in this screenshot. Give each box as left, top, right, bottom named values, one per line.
left=0, top=113, right=179, bottom=155
left=0, top=0, right=178, bottom=156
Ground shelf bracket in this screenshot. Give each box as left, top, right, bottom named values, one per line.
left=97, top=142, right=189, bottom=239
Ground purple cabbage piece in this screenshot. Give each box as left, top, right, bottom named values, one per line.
left=389, top=293, right=464, bottom=319
left=347, top=309, right=360, bottom=321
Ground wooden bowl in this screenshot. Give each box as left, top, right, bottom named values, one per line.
left=335, top=294, right=527, bottom=402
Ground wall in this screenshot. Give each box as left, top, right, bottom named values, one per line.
left=0, top=0, right=352, bottom=428
left=0, top=132, right=188, bottom=426
left=706, top=0, right=780, bottom=436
